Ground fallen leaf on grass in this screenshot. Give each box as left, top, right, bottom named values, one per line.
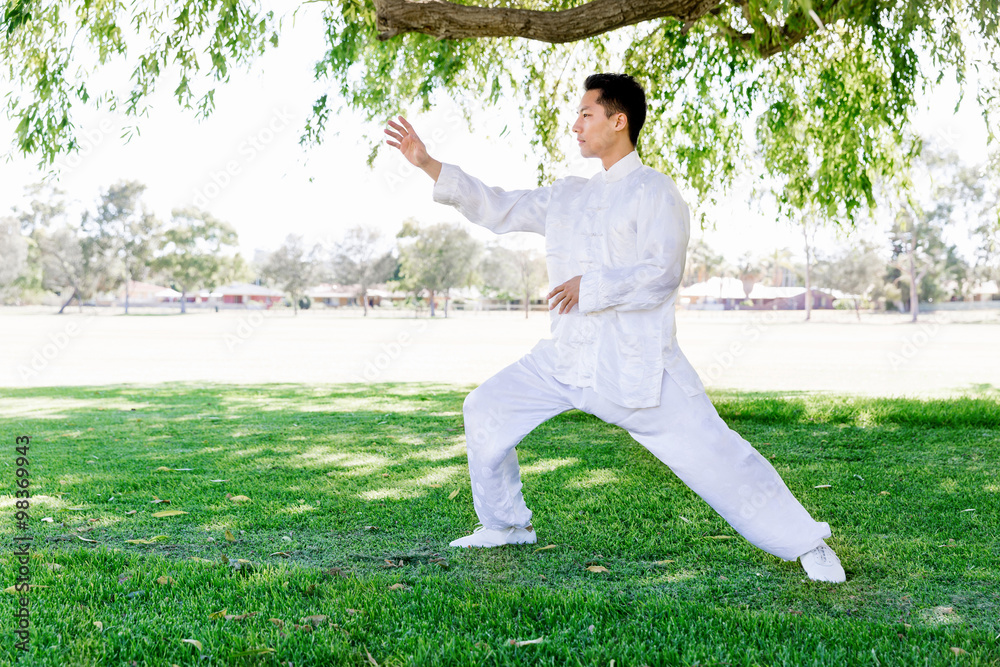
left=151, top=510, right=188, bottom=518
left=226, top=494, right=252, bottom=503
left=879, top=491, right=890, bottom=496
left=388, top=583, right=410, bottom=591
left=960, top=508, right=975, bottom=513
left=814, top=484, right=832, bottom=489
left=787, top=609, right=803, bottom=615
left=269, top=551, right=290, bottom=558
left=156, top=576, right=175, bottom=586
left=365, top=648, right=380, bottom=666
left=150, top=498, right=170, bottom=504
left=210, top=479, right=228, bottom=483
left=181, top=639, right=203, bottom=652
left=208, top=609, right=228, bottom=620
left=428, top=484, right=442, bottom=488
left=706, top=535, right=733, bottom=540
left=346, top=608, right=361, bottom=615
left=93, top=621, right=103, bottom=632
left=585, top=565, right=609, bottom=573
left=654, top=560, right=675, bottom=565
left=224, top=612, right=257, bottom=622
left=41, top=517, right=54, bottom=522
left=951, top=647, right=968, bottom=656
left=429, top=557, right=449, bottom=569
left=534, top=544, right=558, bottom=552
left=268, top=618, right=284, bottom=628
left=509, top=636, right=545, bottom=647
left=126, top=535, right=170, bottom=545
left=225, top=529, right=236, bottom=542
left=448, top=489, right=460, bottom=500
left=76, top=535, right=97, bottom=543
left=154, top=467, right=173, bottom=472
left=679, top=516, right=691, bottom=523
left=45, top=563, right=64, bottom=571
left=190, top=557, right=214, bottom=564
left=325, top=567, right=349, bottom=577
left=5, top=585, right=48, bottom=594
left=118, top=573, right=131, bottom=584
left=300, top=614, right=328, bottom=626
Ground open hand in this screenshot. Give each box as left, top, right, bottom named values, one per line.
left=547, top=275, right=582, bottom=314
left=384, top=116, right=429, bottom=168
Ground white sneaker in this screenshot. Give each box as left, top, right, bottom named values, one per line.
left=799, top=541, right=846, bottom=583
left=449, top=525, right=537, bottom=548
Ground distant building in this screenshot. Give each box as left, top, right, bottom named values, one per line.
left=209, top=282, right=285, bottom=307
left=681, top=277, right=835, bottom=310
left=972, top=280, right=999, bottom=302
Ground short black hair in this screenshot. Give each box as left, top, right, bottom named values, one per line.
left=584, top=73, right=647, bottom=147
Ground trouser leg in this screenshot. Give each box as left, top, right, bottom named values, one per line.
left=582, top=372, right=831, bottom=561
left=462, top=355, right=574, bottom=529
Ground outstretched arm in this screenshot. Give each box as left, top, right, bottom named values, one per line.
left=384, top=116, right=442, bottom=182
left=385, top=115, right=550, bottom=236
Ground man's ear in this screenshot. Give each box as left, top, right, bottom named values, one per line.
left=614, top=113, right=628, bottom=133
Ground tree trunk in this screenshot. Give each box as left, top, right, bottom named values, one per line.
left=803, top=221, right=812, bottom=322
left=124, top=279, right=130, bottom=315
left=444, top=288, right=450, bottom=318
left=181, top=290, right=187, bottom=314
left=524, top=288, right=530, bottom=319
left=58, top=288, right=78, bottom=314
left=361, top=285, right=369, bottom=317
left=429, top=289, right=436, bottom=317
left=854, top=298, right=861, bottom=322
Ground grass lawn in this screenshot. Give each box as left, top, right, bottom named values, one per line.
left=1, top=383, right=998, bottom=666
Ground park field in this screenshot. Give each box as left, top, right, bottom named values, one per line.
left=1, top=383, right=998, bottom=665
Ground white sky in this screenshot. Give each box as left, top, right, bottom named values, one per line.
left=0, top=3, right=992, bottom=269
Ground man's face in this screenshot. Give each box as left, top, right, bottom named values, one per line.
left=572, top=89, right=628, bottom=159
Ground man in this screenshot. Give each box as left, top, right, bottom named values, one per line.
left=384, top=73, right=846, bottom=583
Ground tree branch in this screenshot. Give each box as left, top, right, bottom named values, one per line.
left=374, top=0, right=725, bottom=43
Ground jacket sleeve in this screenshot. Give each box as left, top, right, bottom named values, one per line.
left=432, top=163, right=549, bottom=236
left=578, top=176, right=690, bottom=314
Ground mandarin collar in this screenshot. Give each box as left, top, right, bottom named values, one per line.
left=600, top=150, right=643, bottom=183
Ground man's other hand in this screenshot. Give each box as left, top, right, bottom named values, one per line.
left=384, top=116, right=442, bottom=181
left=547, top=276, right=582, bottom=314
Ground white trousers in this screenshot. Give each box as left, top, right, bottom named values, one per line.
left=462, top=352, right=832, bottom=561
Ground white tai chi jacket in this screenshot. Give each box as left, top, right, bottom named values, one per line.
left=433, top=150, right=705, bottom=409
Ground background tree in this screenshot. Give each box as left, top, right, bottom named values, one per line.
left=84, top=181, right=162, bottom=314
left=397, top=220, right=481, bottom=317
left=758, top=247, right=796, bottom=287
left=970, top=151, right=1000, bottom=286
left=34, top=224, right=109, bottom=313
left=683, top=238, right=727, bottom=286
left=885, top=144, right=983, bottom=321
left=152, top=208, right=241, bottom=314
left=478, top=243, right=547, bottom=318
left=3, top=1, right=997, bottom=227
left=813, top=241, right=886, bottom=320
left=0, top=217, right=29, bottom=303
left=262, top=234, right=322, bottom=315
left=330, top=225, right=397, bottom=316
